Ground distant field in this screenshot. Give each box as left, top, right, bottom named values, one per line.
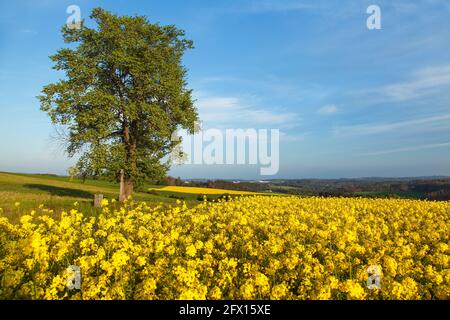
left=148, top=185, right=259, bottom=195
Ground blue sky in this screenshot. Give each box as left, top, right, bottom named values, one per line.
left=1, top=0, right=450, bottom=179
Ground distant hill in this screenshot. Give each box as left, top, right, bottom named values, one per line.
left=182, top=176, right=450, bottom=201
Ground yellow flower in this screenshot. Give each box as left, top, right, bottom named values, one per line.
left=0, top=195, right=448, bottom=300
left=255, top=273, right=270, bottom=288
left=383, top=256, right=398, bottom=277
left=136, top=256, right=147, bottom=267
left=209, top=287, right=222, bottom=299
left=316, top=288, right=331, bottom=300
left=194, top=240, right=204, bottom=250
left=186, top=244, right=197, bottom=257
left=166, top=245, right=176, bottom=255
left=101, top=198, right=109, bottom=207
left=391, top=278, right=420, bottom=299
left=240, top=281, right=255, bottom=299
left=111, top=250, right=129, bottom=269
left=343, top=280, right=366, bottom=300
left=271, top=284, right=288, bottom=299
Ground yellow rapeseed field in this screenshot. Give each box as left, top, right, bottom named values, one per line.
left=0, top=196, right=448, bottom=300
left=149, top=185, right=259, bottom=195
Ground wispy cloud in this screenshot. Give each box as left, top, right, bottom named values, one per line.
left=358, top=64, right=450, bottom=103
left=388, top=0, right=450, bottom=12
left=196, top=94, right=300, bottom=128
left=230, top=0, right=449, bottom=16
left=197, top=97, right=239, bottom=110
left=280, top=131, right=307, bottom=142
left=19, top=29, right=37, bottom=35
left=318, top=104, right=338, bottom=115
left=239, top=0, right=318, bottom=13
left=334, top=114, right=450, bottom=136
left=362, top=142, right=450, bottom=156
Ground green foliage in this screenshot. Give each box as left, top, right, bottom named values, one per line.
left=38, top=8, right=198, bottom=188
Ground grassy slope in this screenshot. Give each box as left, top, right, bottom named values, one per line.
left=0, top=172, right=181, bottom=221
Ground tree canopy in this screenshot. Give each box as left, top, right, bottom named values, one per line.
left=39, top=8, right=198, bottom=198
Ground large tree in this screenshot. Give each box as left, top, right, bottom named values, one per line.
left=39, top=8, right=198, bottom=200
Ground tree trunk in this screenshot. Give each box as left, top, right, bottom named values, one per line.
left=120, top=118, right=136, bottom=202
left=119, top=170, right=134, bottom=202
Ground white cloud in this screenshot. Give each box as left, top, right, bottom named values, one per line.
left=251, top=109, right=298, bottom=125
left=334, top=114, right=450, bottom=136
left=360, top=64, right=450, bottom=102
left=197, top=97, right=240, bottom=109
left=388, top=0, right=450, bottom=12
left=362, top=142, right=450, bottom=156
left=318, top=104, right=338, bottom=115
left=195, top=93, right=300, bottom=128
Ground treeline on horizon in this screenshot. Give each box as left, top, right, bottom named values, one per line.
left=162, top=176, right=450, bottom=201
